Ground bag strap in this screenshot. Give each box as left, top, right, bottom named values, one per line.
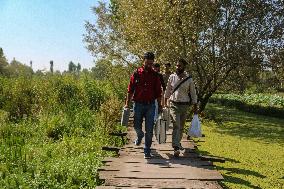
left=130, top=68, right=139, bottom=93
left=171, top=76, right=192, bottom=95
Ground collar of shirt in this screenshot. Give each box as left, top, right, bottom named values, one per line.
left=176, top=72, right=188, bottom=79
left=139, top=66, right=155, bottom=74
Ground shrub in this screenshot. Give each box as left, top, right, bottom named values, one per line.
left=1, top=77, right=36, bottom=121
left=83, top=80, right=108, bottom=110
left=0, top=72, right=127, bottom=188
left=98, top=95, right=123, bottom=134
left=210, top=93, right=284, bottom=119
left=45, top=114, right=67, bottom=140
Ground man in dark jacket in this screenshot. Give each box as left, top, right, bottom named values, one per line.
left=124, top=52, right=162, bottom=159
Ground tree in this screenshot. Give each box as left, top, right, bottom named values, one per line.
left=85, top=0, right=284, bottom=111
left=6, top=58, right=33, bottom=77
left=35, top=70, right=44, bottom=76
left=84, top=1, right=137, bottom=66
left=0, top=48, right=8, bottom=76
left=68, top=61, right=77, bottom=73
left=82, top=68, right=90, bottom=75
left=77, top=63, right=81, bottom=72
left=269, top=49, right=284, bottom=89
left=91, top=58, right=131, bottom=99
left=91, top=59, right=112, bottom=80
left=50, top=60, right=54, bottom=73
left=54, top=70, right=61, bottom=75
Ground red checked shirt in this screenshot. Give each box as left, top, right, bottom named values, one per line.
left=127, top=67, right=162, bottom=103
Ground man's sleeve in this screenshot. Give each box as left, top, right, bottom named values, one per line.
left=189, top=79, right=198, bottom=104
left=127, top=74, right=135, bottom=93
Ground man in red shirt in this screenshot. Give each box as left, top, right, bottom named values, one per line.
left=125, top=52, right=162, bottom=159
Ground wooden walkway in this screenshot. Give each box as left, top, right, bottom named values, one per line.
left=98, top=122, right=223, bottom=189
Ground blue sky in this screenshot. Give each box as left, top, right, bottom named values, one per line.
left=0, top=0, right=100, bottom=72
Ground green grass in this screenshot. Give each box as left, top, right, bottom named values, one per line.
left=195, top=103, right=284, bottom=189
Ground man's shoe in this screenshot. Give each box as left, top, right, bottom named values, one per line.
left=144, top=153, right=152, bottom=159
left=134, top=138, right=142, bottom=146
left=179, top=144, right=184, bottom=151
left=174, top=149, right=180, bottom=157
left=173, top=146, right=180, bottom=157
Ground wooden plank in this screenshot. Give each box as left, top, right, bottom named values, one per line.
left=103, top=156, right=205, bottom=163
left=116, top=151, right=201, bottom=158
left=100, top=163, right=213, bottom=171
left=102, top=157, right=212, bottom=166
left=99, top=169, right=223, bottom=180
left=103, top=178, right=222, bottom=189
left=99, top=160, right=223, bottom=180
left=100, top=160, right=216, bottom=170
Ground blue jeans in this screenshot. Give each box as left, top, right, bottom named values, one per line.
left=133, top=102, right=155, bottom=153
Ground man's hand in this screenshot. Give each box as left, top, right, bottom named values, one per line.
left=158, top=104, right=163, bottom=114
left=192, top=104, right=198, bottom=114
left=164, top=98, right=169, bottom=108
left=164, top=102, right=169, bottom=108
left=124, top=93, right=133, bottom=109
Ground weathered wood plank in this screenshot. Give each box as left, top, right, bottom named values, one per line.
left=100, top=163, right=213, bottom=171
left=99, top=167, right=223, bottom=180
left=102, top=156, right=212, bottom=165
left=103, top=178, right=222, bottom=189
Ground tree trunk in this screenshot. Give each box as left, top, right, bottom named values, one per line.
left=199, top=94, right=212, bottom=112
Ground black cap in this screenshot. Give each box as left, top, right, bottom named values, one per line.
left=178, top=58, right=188, bottom=66
left=143, top=52, right=155, bottom=60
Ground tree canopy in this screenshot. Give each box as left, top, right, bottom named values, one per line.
left=85, top=0, right=284, bottom=110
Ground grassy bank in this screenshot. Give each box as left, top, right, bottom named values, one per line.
left=195, top=103, right=284, bottom=189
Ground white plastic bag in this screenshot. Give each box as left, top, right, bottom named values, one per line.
left=188, top=114, right=202, bottom=137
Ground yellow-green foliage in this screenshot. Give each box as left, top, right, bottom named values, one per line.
left=0, top=74, right=127, bottom=188
left=0, top=75, right=113, bottom=121
left=99, top=96, right=124, bottom=134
